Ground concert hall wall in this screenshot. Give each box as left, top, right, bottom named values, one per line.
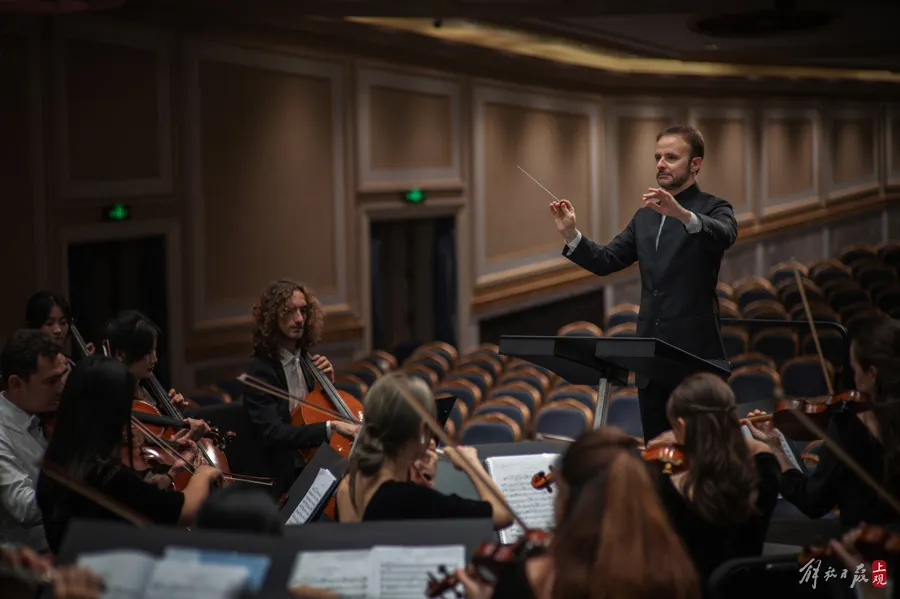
left=0, top=13, right=898, bottom=389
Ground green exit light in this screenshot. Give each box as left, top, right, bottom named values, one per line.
left=403, top=188, right=426, bottom=203
left=103, top=203, right=131, bottom=221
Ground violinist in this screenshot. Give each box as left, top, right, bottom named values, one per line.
left=744, top=316, right=900, bottom=528
left=36, top=356, right=222, bottom=554
left=23, top=291, right=94, bottom=363
left=335, top=373, right=513, bottom=529
left=646, top=372, right=779, bottom=587
left=243, top=280, right=359, bottom=496
left=0, top=330, right=68, bottom=552
left=457, top=427, right=700, bottom=599
left=104, top=310, right=209, bottom=441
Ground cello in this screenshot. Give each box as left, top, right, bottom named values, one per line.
left=292, top=353, right=364, bottom=461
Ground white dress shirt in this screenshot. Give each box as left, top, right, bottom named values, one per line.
left=0, top=392, right=48, bottom=551
left=278, top=347, right=331, bottom=438
left=566, top=211, right=702, bottom=252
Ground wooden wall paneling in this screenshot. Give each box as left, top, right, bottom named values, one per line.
left=824, top=104, right=880, bottom=201
left=471, top=81, right=600, bottom=287
left=888, top=104, right=900, bottom=188
left=686, top=104, right=755, bottom=223
left=760, top=107, right=821, bottom=217
left=828, top=210, right=886, bottom=256
left=185, top=41, right=349, bottom=332
left=605, top=102, right=679, bottom=236
left=356, top=65, right=462, bottom=191
left=53, top=18, right=173, bottom=199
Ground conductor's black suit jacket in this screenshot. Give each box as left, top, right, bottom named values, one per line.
left=242, top=354, right=329, bottom=496
left=563, top=183, right=737, bottom=386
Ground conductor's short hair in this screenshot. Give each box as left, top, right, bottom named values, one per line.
left=657, top=125, right=705, bottom=161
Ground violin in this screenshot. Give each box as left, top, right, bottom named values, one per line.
left=641, top=444, right=688, bottom=475
left=426, top=530, right=553, bottom=598
left=531, top=466, right=554, bottom=493
left=798, top=522, right=900, bottom=567
left=747, top=391, right=873, bottom=441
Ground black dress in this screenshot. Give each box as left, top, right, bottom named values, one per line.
left=36, top=464, right=184, bottom=554
left=659, top=452, right=781, bottom=584
left=780, top=409, right=896, bottom=529
left=490, top=560, right=537, bottom=599
left=362, top=481, right=493, bottom=521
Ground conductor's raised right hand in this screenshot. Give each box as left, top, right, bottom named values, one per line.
left=549, top=200, right=578, bottom=244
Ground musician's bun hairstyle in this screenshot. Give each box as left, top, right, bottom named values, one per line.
left=553, top=426, right=700, bottom=599
left=851, top=316, right=900, bottom=494
left=666, top=372, right=758, bottom=526
left=348, top=372, right=436, bottom=511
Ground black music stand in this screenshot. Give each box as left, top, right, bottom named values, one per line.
left=499, top=335, right=730, bottom=428
left=279, top=442, right=348, bottom=524
left=53, top=518, right=496, bottom=598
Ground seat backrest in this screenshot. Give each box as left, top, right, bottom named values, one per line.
left=606, top=393, right=642, bottom=439
left=534, top=405, right=590, bottom=440
left=459, top=415, right=519, bottom=444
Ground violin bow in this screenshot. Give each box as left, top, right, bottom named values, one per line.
left=238, top=374, right=362, bottom=425
left=40, top=459, right=151, bottom=527
left=790, top=265, right=900, bottom=517
left=392, top=379, right=532, bottom=535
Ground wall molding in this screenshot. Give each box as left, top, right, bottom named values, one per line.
left=57, top=218, right=186, bottom=388
left=184, top=41, right=349, bottom=330
left=888, top=104, right=900, bottom=187
left=686, top=104, right=755, bottom=223
left=356, top=66, right=463, bottom=191
left=23, top=23, right=48, bottom=288
left=52, top=18, right=173, bottom=199
left=760, top=107, right=821, bottom=216
left=472, top=82, right=600, bottom=286
left=605, top=102, right=680, bottom=239
left=824, top=106, right=880, bottom=200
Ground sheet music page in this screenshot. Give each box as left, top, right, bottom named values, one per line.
left=76, top=550, right=158, bottom=599
left=368, top=545, right=465, bottom=599
left=288, top=549, right=371, bottom=599
left=141, top=560, right=249, bottom=599
left=163, top=547, right=271, bottom=592
left=484, top=453, right=560, bottom=544
left=775, top=429, right=802, bottom=472
left=286, top=468, right=338, bottom=525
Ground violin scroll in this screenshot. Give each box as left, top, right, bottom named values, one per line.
left=531, top=467, right=554, bottom=493
left=641, top=444, right=688, bottom=475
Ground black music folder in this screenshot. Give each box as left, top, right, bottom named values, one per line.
left=279, top=442, right=348, bottom=525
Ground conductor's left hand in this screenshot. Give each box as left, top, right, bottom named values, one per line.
left=642, top=188, right=692, bottom=224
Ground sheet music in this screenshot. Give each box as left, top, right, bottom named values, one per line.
left=141, top=560, right=249, bottom=599
left=775, top=429, right=803, bottom=472
left=288, top=549, right=371, bottom=598
left=368, top=545, right=465, bottom=599
left=484, top=453, right=560, bottom=544
left=286, top=468, right=338, bottom=525
left=163, top=547, right=270, bottom=592
left=76, top=550, right=158, bottom=599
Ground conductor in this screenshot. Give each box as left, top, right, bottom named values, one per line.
left=550, top=125, right=737, bottom=440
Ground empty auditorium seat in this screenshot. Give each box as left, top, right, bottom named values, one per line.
left=534, top=402, right=592, bottom=440
left=839, top=243, right=877, bottom=267
left=606, top=390, right=642, bottom=439
left=728, top=366, right=781, bottom=404
left=780, top=356, right=833, bottom=398
left=605, top=303, right=639, bottom=328
left=721, top=326, right=749, bottom=358
left=459, top=414, right=520, bottom=444
left=750, top=328, right=798, bottom=367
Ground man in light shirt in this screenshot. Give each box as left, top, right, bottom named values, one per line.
left=0, top=329, right=69, bottom=552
